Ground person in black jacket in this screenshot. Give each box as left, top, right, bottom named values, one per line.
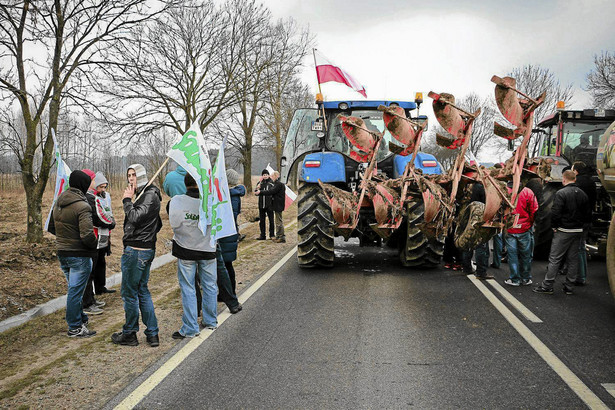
left=571, top=161, right=596, bottom=284
left=112, top=164, right=162, bottom=347
left=258, top=171, right=286, bottom=243
left=255, top=169, right=274, bottom=240
left=534, top=170, right=589, bottom=295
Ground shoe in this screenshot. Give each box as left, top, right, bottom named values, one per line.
left=452, top=264, right=463, bottom=271
left=256, top=237, right=266, bottom=240
left=522, top=279, right=533, bottom=286
left=229, top=304, right=242, bottom=314
left=444, top=262, right=453, bottom=269
left=573, top=280, right=586, bottom=286
left=147, top=334, right=160, bottom=347
left=490, top=263, right=500, bottom=269
left=172, top=331, right=185, bottom=340
left=94, top=300, right=106, bottom=308
left=272, top=238, right=286, bottom=243
left=533, top=285, right=554, bottom=294
left=96, top=288, right=116, bottom=295
left=475, top=273, right=495, bottom=280
left=504, top=279, right=520, bottom=287
left=83, top=305, right=104, bottom=315
left=67, top=324, right=96, bottom=338
left=200, top=323, right=217, bottom=330
left=111, top=331, right=138, bottom=346
left=563, top=284, right=574, bottom=295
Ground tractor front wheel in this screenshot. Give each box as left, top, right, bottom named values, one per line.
left=297, top=182, right=335, bottom=268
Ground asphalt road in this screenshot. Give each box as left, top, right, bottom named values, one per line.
left=110, top=238, right=615, bottom=409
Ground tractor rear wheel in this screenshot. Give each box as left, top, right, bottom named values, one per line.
left=297, top=182, right=335, bottom=268
left=399, top=200, right=444, bottom=268
left=533, top=182, right=560, bottom=258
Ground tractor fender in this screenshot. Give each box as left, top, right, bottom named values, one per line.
left=300, top=152, right=346, bottom=183
left=393, top=152, right=443, bottom=177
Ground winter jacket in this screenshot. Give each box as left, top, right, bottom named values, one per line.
left=51, top=188, right=98, bottom=257
left=575, top=174, right=597, bottom=213
left=507, top=188, right=539, bottom=234
left=122, top=184, right=163, bottom=249
left=229, top=184, right=246, bottom=217
left=168, top=188, right=216, bottom=260
left=256, top=179, right=274, bottom=210
left=163, top=166, right=187, bottom=198
left=219, top=234, right=238, bottom=263
left=259, top=180, right=285, bottom=212
left=551, top=183, right=590, bottom=231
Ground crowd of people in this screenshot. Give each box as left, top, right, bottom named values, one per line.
left=445, top=161, right=595, bottom=296
left=50, top=162, right=289, bottom=342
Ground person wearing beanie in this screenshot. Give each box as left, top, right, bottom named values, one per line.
left=50, top=170, right=98, bottom=338
left=92, top=172, right=116, bottom=295
left=254, top=169, right=274, bottom=240
left=226, top=168, right=246, bottom=241
left=112, top=164, right=162, bottom=347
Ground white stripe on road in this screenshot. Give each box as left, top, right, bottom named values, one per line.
left=486, top=279, right=543, bottom=323
left=114, top=247, right=298, bottom=410
left=602, top=384, right=615, bottom=399
left=468, top=275, right=608, bottom=409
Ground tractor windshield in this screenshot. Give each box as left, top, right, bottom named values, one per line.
left=560, top=121, right=609, bottom=166
left=327, top=110, right=394, bottom=162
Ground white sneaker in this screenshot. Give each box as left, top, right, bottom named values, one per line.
left=83, top=305, right=104, bottom=315
left=504, top=279, right=520, bottom=287
left=67, top=324, right=96, bottom=338
left=522, top=279, right=533, bottom=286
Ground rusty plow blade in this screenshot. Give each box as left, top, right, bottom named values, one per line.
left=318, top=180, right=358, bottom=239
left=367, top=181, right=403, bottom=239
left=379, top=105, right=425, bottom=156
left=428, top=91, right=480, bottom=140
left=338, top=114, right=382, bottom=162
left=483, top=178, right=504, bottom=223
left=492, top=75, right=546, bottom=140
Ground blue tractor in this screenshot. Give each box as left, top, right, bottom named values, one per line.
left=280, top=97, right=445, bottom=268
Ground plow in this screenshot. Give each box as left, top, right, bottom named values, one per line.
left=282, top=75, right=548, bottom=268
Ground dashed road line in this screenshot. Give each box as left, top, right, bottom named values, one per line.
left=468, top=275, right=608, bottom=409
left=114, top=246, right=298, bottom=410
left=486, top=279, right=543, bottom=323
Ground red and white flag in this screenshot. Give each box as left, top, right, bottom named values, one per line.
left=266, top=164, right=297, bottom=210
left=314, top=49, right=367, bottom=98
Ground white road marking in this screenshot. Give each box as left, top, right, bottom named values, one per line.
left=602, top=384, right=615, bottom=399
left=468, top=275, right=608, bottom=409
left=114, top=247, right=298, bottom=410
left=486, top=279, right=543, bottom=323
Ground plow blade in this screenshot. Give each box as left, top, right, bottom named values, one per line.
left=318, top=181, right=358, bottom=238
left=436, top=133, right=462, bottom=149
left=379, top=104, right=420, bottom=155
left=483, top=179, right=503, bottom=223
left=422, top=188, right=440, bottom=223
left=494, top=121, right=518, bottom=140
left=370, top=182, right=401, bottom=226
left=492, top=76, right=525, bottom=129
left=338, top=115, right=380, bottom=159
left=429, top=92, right=480, bottom=139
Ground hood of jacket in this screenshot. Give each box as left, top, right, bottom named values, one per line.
left=57, top=188, right=88, bottom=208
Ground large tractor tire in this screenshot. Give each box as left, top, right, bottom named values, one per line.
left=297, top=182, right=335, bottom=268
left=607, top=212, right=615, bottom=302
left=399, top=200, right=445, bottom=268
left=533, top=182, right=560, bottom=258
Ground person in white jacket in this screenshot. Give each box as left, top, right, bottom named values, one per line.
left=168, top=173, right=218, bottom=337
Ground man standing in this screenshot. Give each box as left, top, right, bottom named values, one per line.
left=504, top=186, right=539, bottom=286
left=163, top=165, right=187, bottom=197
left=112, top=164, right=162, bottom=347
left=50, top=170, right=98, bottom=337
left=572, top=161, right=596, bottom=285
left=169, top=173, right=218, bottom=338
left=534, top=170, right=589, bottom=295
left=255, top=169, right=274, bottom=240
left=257, top=171, right=286, bottom=243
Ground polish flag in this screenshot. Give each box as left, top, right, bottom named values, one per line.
left=267, top=164, right=297, bottom=210
left=314, top=49, right=367, bottom=98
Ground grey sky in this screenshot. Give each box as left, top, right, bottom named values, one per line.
left=264, top=0, right=614, bottom=108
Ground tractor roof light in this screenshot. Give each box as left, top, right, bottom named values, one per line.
left=316, top=93, right=324, bottom=103
left=415, top=92, right=423, bottom=104
left=556, top=100, right=565, bottom=111
left=338, top=102, right=349, bottom=110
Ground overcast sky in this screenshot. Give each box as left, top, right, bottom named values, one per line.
left=263, top=0, right=613, bottom=111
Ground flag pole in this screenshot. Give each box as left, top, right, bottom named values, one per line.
left=312, top=48, right=328, bottom=131
left=134, top=157, right=170, bottom=202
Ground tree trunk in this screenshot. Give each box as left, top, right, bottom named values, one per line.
left=243, top=147, right=252, bottom=193
left=24, top=179, right=44, bottom=243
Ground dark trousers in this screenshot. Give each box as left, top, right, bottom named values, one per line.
left=443, top=226, right=460, bottom=264
left=225, top=261, right=236, bottom=294
left=82, top=253, right=99, bottom=308
left=259, top=208, right=274, bottom=239
left=199, top=249, right=239, bottom=311
left=93, top=247, right=108, bottom=294
left=462, top=242, right=489, bottom=275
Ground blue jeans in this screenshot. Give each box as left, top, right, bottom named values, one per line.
left=177, top=258, right=218, bottom=334
left=505, top=231, right=533, bottom=283
left=120, top=247, right=158, bottom=336
left=58, top=256, right=92, bottom=330
left=492, top=233, right=503, bottom=268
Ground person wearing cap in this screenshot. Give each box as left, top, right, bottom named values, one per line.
left=112, top=164, right=162, bottom=347
left=81, top=169, right=116, bottom=315
left=254, top=169, right=274, bottom=240
left=49, top=170, right=99, bottom=338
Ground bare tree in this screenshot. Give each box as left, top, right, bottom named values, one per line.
left=456, top=93, right=501, bottom=160
left=421, top=128, right=458, bottom=171
left=260, top=18, right=313, bottom=168
left=586, top=51, right=615, bottom=109
left=0, top=1, right=169, bottom=242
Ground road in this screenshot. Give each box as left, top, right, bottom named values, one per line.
left=108, top=238, right=615, bottom=409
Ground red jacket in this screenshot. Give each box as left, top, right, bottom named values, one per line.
left=508, top=187, right=539, bottom=234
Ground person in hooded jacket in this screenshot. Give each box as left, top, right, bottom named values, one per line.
left=163, top=165, right=188, bottom=197
left=49, top=170, right=99, bottom=338
left=92, top=172, right=116, bottom=295
left=112, top=164, right=162, bottom=347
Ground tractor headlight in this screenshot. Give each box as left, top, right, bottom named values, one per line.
left=338, top=102, right=349, bottom=110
